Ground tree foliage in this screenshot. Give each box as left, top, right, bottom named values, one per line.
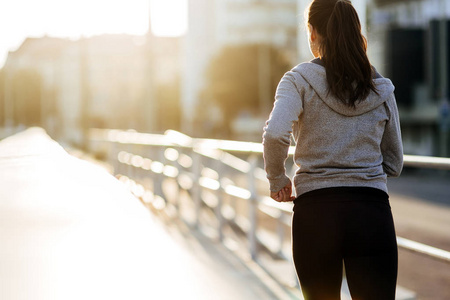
left=11, top=69, right=43, bottom=126
left=155, top=77, right=181, bottom=132
left=197, top=44, right=291, bottom=137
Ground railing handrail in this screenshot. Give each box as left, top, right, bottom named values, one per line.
left=90, top=128, right=450, bottom=170
left=397, top=237, right=450, bottom=263
left=403, top=154, right=450, bottom=170
left=89, top=128, right=450, bottom=266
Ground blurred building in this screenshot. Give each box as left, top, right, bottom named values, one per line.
left=368, top=0, right=450, bottom=156
left=182, top=0, right=299, bottom=135
left=2, top=37, right=79, bottom=142
left=2, top=33, right=181, bottom=145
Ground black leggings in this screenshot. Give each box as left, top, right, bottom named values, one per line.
left=292, top=187, right=398, bottom=300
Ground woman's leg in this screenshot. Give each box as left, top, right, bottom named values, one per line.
left=343, top=197, right=398, bottom=300
left=292, top=199, right=344, bottom=300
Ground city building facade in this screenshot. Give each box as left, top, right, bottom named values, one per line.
left=368, top=0, right=450, bottom=156
left=2, top=33, right=180, bottom=145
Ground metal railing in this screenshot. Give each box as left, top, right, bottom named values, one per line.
left=89, top=129, right=295, bottom=261
left=88, top=128, right=450, bottom=272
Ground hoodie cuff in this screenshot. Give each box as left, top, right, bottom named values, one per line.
left=269, top=175, right=291, bottom=193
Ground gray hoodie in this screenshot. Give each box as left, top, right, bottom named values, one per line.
left=263, top=61, right=403, bottom=196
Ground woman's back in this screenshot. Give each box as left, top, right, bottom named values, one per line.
left=263, top=61, right=402, bottom=196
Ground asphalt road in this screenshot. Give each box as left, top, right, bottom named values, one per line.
left=387, top=171, right=450, bottom=300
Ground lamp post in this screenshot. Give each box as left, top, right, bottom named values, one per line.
left=4, top=70, right=13, bottom=131
left=258, top=43, right=271, bottom=118
left=144, top=0, right=156, bottom=133
left=439, top=0, right=449, bottom=157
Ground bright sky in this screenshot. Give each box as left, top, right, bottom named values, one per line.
left=0, top=0, right=188, bottom=67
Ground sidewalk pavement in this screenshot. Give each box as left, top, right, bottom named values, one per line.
left=0, top=128, right=281, bottom=300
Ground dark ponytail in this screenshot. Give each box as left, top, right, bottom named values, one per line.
left=308, top=0, right=377, bottom=107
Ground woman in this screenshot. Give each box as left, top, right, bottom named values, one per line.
left=262, top=0, right=403, bottom=299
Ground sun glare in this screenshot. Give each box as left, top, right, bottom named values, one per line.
left=0, top=0, right=187, bottom=66
left=150, top=0, right=188, bottom=37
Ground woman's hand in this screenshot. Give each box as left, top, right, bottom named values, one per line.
left=270, top=182, right=295, bottom=202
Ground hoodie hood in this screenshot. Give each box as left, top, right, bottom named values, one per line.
left=292, top=62, right=395, bottom=117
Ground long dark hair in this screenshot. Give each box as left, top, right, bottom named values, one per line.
left=307, top=0, right=377, bottom=107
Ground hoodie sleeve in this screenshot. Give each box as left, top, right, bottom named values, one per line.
left=381, top=95, right=404, bottom=177
left=263, top=71, right=304, bottom=192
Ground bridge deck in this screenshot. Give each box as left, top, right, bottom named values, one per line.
left=0, top=128, right=282, bottom=300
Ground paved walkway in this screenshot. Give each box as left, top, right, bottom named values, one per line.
left=0, top=128, right=281, bottom=300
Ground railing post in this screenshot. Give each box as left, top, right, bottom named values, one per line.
left=126, top=142, right=133, bottom=177
left=151, top=147, right=164, bottom=201
left=158, top=147, right=167, bottom=206
left=248, top=154, right=258, bottom=260
left=117, top=145, right=125, bottom=176
left=192, top=150, right=202, bottom=229
left=131, top=143, right=138, bottom=180
left=134, top=144, right=144, bottom=183
left=173, top=147, right=182, bottom=215
left=277, top=214, right=285, bottom=257
left=215, top=158, right=225, bottom=242
left=109, top=141, right=118, bottom=174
